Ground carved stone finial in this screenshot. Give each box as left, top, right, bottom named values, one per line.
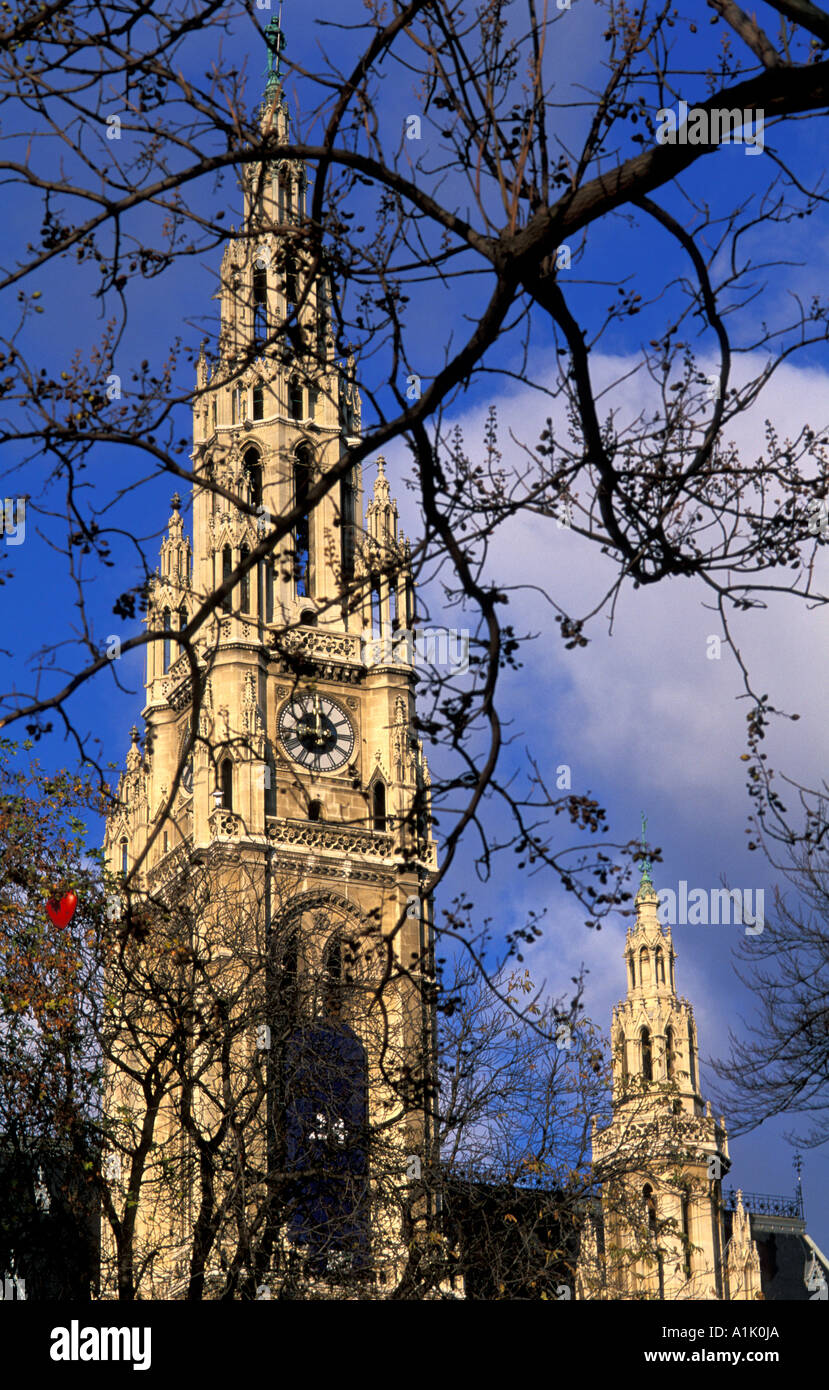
left=371, top=456, right=393, bottom=511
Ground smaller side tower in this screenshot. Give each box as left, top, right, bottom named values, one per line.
left=579, top=832, right=760, bottom=1301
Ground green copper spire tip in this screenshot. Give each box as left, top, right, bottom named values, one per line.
left=639, top=811, right=653, bottom=887
left=263, top=6, right=286, bottom=96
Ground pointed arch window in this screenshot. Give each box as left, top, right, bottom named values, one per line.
left=316, top=278, right=329, bottom=360
left=253, top=261, right=267, bottom=342
left=272, top=927, right=299, bottom=1034
left=681, top=1189, right=692, bottom=1277
left=263, top=746, right=276, bottom=817
left=372, top=781, right=387, bottom=833
left=252, top=382, right=264, bottom=421
left=641, top=1026, right=653, bottom=1082
left=120, top=837, right=128, bottom=877
left=643, top=1183, right=658, bottom=1237
left=322, top=934, right=344, bottom=1019
left=414, top=783, right=429, bottom=845
left=240, top=545, right=250, bottom=613
left=265, top=559, right=274, bottom=624
left=294, top=447, right=312, bottom=597
left=687, top=1021, right=697, bottom=1091
left=220, top=757, right=233, bottom=812
left=639, top=946, right=651, bottom=985
left=285, top=252, right=297, bottom=306
left=289, top=375, right=303, bottom=421
left=656, top=948, right=665, bottom=984
left=340, top=468, right=356, bottom=584
left=340, top=392, right=353, bottom=435
left=162, top=607, right=172, bottom=672
left=278, top=175, right=294, bottom=226
left=244, top=448, right=262, bottom=508
left=629, top=956, right=635, bottom=990
left=222, top=546, right=233, bottom=613
left=665, top=1024, right=675, bottom=1079
left=370, top=578, right=382, bottom=637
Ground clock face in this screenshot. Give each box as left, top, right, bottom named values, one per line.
left=278, top=694, right=355, bottom=773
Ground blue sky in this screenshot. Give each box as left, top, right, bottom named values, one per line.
left=1, top=2, right=828, bottom=1250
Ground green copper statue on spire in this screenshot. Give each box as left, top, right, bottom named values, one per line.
left=264, top=6, right=286, bottom=97
left=639, top=811, right=653, bottom=887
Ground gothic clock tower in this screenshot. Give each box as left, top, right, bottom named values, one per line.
left=102, top=18, right=437, bottom=1298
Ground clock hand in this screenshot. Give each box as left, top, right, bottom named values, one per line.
left=311, top=692, right=325, bottom=746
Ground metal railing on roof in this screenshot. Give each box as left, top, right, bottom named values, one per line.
left=723, top=1188, right=804, bottom=1220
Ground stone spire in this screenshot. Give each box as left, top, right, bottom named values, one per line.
left=362, top=456, right=413, bottom=640
left=159, top=493, right=192, bottom=585
left=725, top=1191, right=762, bottom=1300
left=366, top=457, right=398, bottom=548
left=625, top=820, right=675, bottom=1006
left=612, top=829, right=705, bottom=1118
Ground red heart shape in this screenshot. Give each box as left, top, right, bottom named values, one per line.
left=46, top=892, right=77, bottom=930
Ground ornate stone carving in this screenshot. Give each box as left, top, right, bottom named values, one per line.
left=169, top=681, right=193, bottom=714
left=199, top=678, right=214, bottom=737
left=267, top=818, right=394, bottom=860
left=242, top=670, right=265, bottom=737
left=209, top=808, right=240, bottom=840
left=145, top=841, right=192, bottom=890
left=392, top=696, right=417, bottom=783
left=270, top=886, right=377, bottom=935
left=273, top=628, right=361, bottom=664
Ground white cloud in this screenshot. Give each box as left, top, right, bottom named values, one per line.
left=383, top=357, right=829, bottom=1143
